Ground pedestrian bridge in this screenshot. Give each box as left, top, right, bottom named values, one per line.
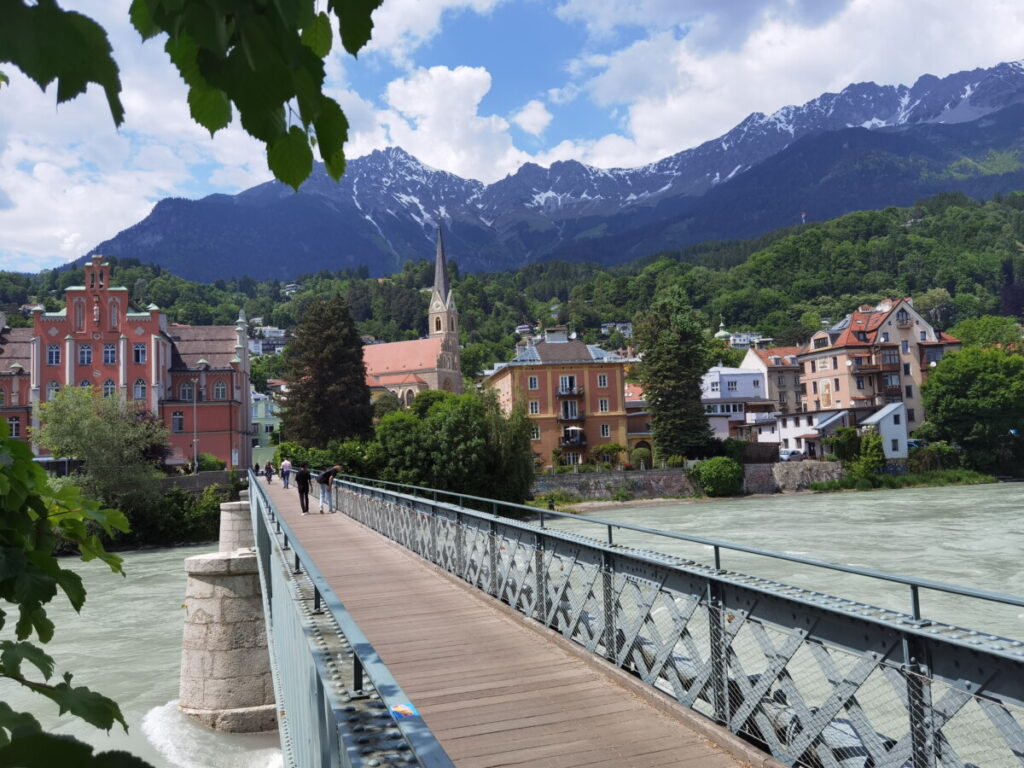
left=248, top=473, right=1024, bottom=768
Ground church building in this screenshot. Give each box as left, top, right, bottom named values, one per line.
left=363, top=231, right=463, bottom=403
left=0, top=256, right=253, bottom=469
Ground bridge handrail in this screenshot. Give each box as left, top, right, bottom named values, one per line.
left=249, top=471, right=454, bottom=767
left=337, top=473, right=1024, bottom=619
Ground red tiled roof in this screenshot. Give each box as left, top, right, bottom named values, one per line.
left=750, top=346, right=802, bottom=366
left=373, top=372, right=428, bottom=386
left=363, top=337, right=442, bottom=376
left=831, top=309, right=890, bottom=348
left=624, top=383, right=645, bottom=400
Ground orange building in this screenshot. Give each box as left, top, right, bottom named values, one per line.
left=15, top=256, right=252, bottom=469
left=798, top=298, right=959, bottom=427
left=483, top=327, right=637, bottom=467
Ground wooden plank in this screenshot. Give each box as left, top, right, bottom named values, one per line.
left=260, top=482, right=752, bottom=768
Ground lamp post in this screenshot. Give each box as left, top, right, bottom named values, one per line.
left=191, top=376, right=199, bottom=474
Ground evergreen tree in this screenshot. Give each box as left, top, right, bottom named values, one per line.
left=280, top=295, right=372, bottom=447
left=634, top=286, right=714, bottom=458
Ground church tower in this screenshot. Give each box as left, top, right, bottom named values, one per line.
left=428, top=229, right=463, bottom=392
left=429, top=229, right=459, bottom=338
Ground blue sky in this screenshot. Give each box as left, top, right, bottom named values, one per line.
left=2, top=0, right=1024, bottom=272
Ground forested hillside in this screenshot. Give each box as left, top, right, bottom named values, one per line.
left=5, top=192, right=1023, bottom=376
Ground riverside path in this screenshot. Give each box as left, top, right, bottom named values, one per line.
left=258, top=480, right=762, bottom=768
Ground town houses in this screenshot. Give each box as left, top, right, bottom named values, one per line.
left=0, top=256, right=253, bottom=469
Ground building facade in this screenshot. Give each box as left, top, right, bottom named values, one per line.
left=484, top=327, right=636, bottom=467
left=798, top=298, right=959, bottom=428
left=739, top=346, right=803, bottom=414
left=20, top=256, right=252, bottom=468
left=701, top=365, right=775, bottom=439
left=362, top=231, right=463, bottom=401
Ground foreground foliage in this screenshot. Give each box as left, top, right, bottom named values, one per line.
left=0, top=424, right=152, bottom=765
left=1, top=0, right=383, bottom=189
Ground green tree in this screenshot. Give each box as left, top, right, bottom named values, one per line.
left=823, top=426, right=861, bottom=466
left=692, top=456, right=744, bottom=497
left=34, top=389, right=168, bottom=508
left=948, top=315, right=1023, bottom=348
left=373, top=391, right=402, bottom=422
left=1, top=0, right=383, bottom=189
left=375, top=410, right=428, bottom=486
left=634, top=286, right=714, bottom=458
left=849, top=430, right=885, bottom=479
left=409, top=389, right=453, bottom=419
left=478, top=394, right=533, bottom=503
left=280, top=294, right=372, bottom=447
left=250, top=353, right=290, bottom=393
left=0, top=423, right=151, bottom=766
left=921, top=347, right=1024, bottom=474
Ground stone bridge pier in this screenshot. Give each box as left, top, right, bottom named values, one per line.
left=178, top=492, right=277, bottom=732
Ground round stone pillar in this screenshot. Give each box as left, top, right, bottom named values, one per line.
left=219, top=500, right=254, bottom=551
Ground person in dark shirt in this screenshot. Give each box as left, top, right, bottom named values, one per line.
left=317, top=464, right=342, bottom=513
left=294, top=462, right=312, bottom=514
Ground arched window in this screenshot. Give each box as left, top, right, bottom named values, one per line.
left=171, top=411, right=184, bottom=433
left=434, top=317, right=441, bottom=332
left=74, top=301, right=84, bottom=332
left=47, top=381, right=60, bottom=401
left=213, top=380, right=227, bottom=400
left=133, top=378, right=146, bottom=399
left=180, top=382, right=194, bottom=401
left=102, top=379, right=116, bottom=397
left=79, top=380, right=91, bottom=388
left=109, top=300, right=119, bottom=330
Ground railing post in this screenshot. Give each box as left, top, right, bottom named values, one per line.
left=707, top=580, right=729, bottom=725
left=905, top=635, right=936, bottom=768
left=534, top=532, right=546, bottom=625
left=455, top=511, right=465, bottom=579
left=489, top=519, right=499, bottom=598
left=601, top=551, right=617, bottom=663
left=353, top=656, right=364, bottom=693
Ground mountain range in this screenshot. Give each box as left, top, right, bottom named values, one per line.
left=86, top=60, right=1024, bottom=281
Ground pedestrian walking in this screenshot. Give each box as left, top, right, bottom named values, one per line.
left=264, top=460, right=275, bottom=484
left=316, top=464, right=342, bottom=513
left=295, top=462, right=312, bottom=514
left=280, top=458, right=292, bottom=489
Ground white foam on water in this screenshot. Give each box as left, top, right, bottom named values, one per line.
left=142, top=701, right=283, bottom=768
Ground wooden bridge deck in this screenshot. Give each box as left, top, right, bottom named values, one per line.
left=262, top=480, right=761, bottom=768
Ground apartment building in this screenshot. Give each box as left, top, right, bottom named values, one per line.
left=483, top=327, right=636, bottom=467
left=739, top=346, right=803, bottom=414
left=798, top=298, right=959, bottom=428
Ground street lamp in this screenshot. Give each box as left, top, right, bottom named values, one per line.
left=191, top=376, right=199, bottom=474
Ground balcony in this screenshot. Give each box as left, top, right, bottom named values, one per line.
left=556, top=411, right=585, bottom=422
left=556, top=386, right=585, bottom=397
left=896, top=316, right=913, bottom=328
left=883, top=386, right=902, bottom=397
left=559, top=435, right=587, bottom=448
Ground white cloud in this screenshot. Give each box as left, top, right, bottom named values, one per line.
left=511, top=100, right=553, bottom=136
left=366, top=0, right=505, bottom=66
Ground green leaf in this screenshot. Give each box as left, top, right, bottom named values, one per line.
left=128, top=0, right=159, bottom=40
left=0, top=641, right=55, bottom=680
left=24, top=672, right=127, bottom=733
left=0, top=732, right=152, bottom=767
left=15, top=603, right=53, bottom=644
left=301, top=12, right=333, bottom=58
left=55, top=569, right=85, bottom=613
left=329, top=0, right=384, bottom=56
left=268, top=126, right=313, bottom=191
left=0, top=548, right=26, bottom=582
left=164, top=34, right=202, bottom=88
left=0, top=702, right=41, bottom=749
left=187, top=83, right=231, bottom=136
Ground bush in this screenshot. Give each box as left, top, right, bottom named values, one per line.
left=609, top=485, right=634, bottom=502
left=822, top=453, right=839, bottom=462
left=908, top=441, right=961, bottom=473
left=665, top=455, right=687, bottom=468
left=197, top=452, right=225, bottom=471
left=720, top=438, right=747, bottom=463
left=691, top=456, right=744, bottom=497
left=631, top=447, right=652, bottom=469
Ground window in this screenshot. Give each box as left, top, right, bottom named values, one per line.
left=264, top=424, right=274, bottom=433
left=133, top=343, right=147, bottom=364
left=903, top=363, right=911, bottom=376
left=46, top=381, right=59, bottom=400
left=103, top=344, right=116, bottom=365
left=563, top=452, right=581, bottom=466
left=882, top=350, right=899, bottom=365
left=812, top=381, right=818, bottom=394
left=777, top=375, right=785, bottom=387
left=891, top=439, right=899, bottom=452
left=102, top=379, right=115, bottom=397
left=881, top=332, right=889, bottom=343
left=600, top=424, right=610, bottom=438
left=920, top=331, right=927, bottom=341
left=781, top=417, right=788, bottom=428
left=78, top=344, right=92, bottom=365
left=0, top=388, right=6, bottom=407
left=172, top=411, right=184, bottom=433
left=893, top=413, right=901, bottom=425
left=133, top=378, right=146, bottom=399
left=47, top=345, right=60, bottom=366
left=901, top=340, right=909, bottom=354
left=856, top=376, right=864, bottom=390
left=926, top=349, right=943, bottom=364
left=213, top=380, right=227, bottom=400
left=778, top=392, right=787, bottom=405
left=834, top=378, right=840, bottom=392
left=710, top=380, right=720, bottom=392
left=793, top=375, right=800, bottom=387
left=181, top=382, right=194, bottom=401
left=559, top=375, right=576, bottom=393
left=79, top=380, right=90, bottom=387
left=6, top=417, right=19, bottom=438
left=598, top=398, right=609, bottom=412
left=726, top=380, right=737, bottom=392
left=527, top=375, right=538, bottom=390
left=908, top=408, right=916, bottom=422
left=529, top=400, right=539, bottom=415
left=831, top=356, right=838, bottom=369
left=597, top=374, right=608, bottom=388
left=809, top=360, right=817, bottom=373
left=530, top=425, right=540, bottom=440
left=753, top=379, right=760, bottom=388
left=813, top=337, right=829, bottom=349
left=905, top=385, right=913, bottom=399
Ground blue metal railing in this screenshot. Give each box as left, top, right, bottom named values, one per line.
left=248, top=471, right=454, bottom=768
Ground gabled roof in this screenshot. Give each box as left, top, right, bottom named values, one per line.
left=0, top=328, right=34, bottom=373
left=860, top=402, right=904, bottom=425
left=363, top=337, right=443, bottom=376
left=167, top=325, right=242, bottom=369
left=749, top=346, right=802, bottom=366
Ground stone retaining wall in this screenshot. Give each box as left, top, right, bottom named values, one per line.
left=533, top=469, right=694, bottom=500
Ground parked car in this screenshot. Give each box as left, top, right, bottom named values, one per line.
left=779, top=448, right=804, bottom=462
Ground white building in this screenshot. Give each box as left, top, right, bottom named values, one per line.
left=858, top=402, right=909, bottom=459
left=702, top=365, right=774, bottom=439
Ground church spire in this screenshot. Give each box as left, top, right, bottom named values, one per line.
left=434, top=228, right=450, bottom=302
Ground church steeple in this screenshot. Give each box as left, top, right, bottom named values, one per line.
left=429, top=229, right=458, bottom=338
